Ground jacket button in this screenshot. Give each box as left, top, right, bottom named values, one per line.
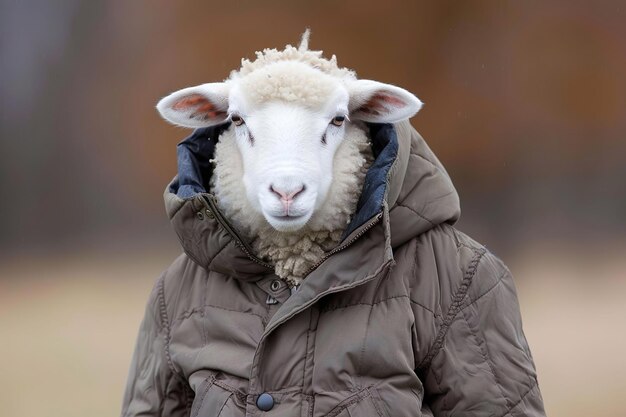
left=270, top=279, right=282, bottom=291
left=256, top=393, right=274, bottom=411
left=205, top=208, right=214, bottom=219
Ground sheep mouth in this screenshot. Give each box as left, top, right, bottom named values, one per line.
left=264, top=211, right=312, bottom=231
left=268, top=213, right=307, bottom=221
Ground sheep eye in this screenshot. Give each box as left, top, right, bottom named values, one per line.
left=331, top=116, right=345, bottom=127
left=231, top=115, right=245, bottom=126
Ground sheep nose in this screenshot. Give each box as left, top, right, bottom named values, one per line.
left=270, top=184, right=305, bottom=211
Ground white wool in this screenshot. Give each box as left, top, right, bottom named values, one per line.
left=228, top=34, right=356, bottom=109
left=210, top=123, right=373, bottom=286
left=232, top=38, right=355, bottom=81
left=237, top=61, right=338, bottom=109
left=298, top=28, right=311, bottom=51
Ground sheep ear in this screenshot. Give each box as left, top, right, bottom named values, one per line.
left=347, top=80, right=422, bottom=123
left=156, top=83, right=230, bottom=128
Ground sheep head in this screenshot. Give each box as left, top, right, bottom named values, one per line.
left=157, top=31, right=422, bottom=233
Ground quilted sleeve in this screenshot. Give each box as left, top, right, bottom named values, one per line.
left=419, top=249, right=546, bottom=416
left=120, top=275, right=188, bottom=417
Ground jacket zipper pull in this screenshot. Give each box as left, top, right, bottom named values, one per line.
left=266, top=294, right=278, bottom=305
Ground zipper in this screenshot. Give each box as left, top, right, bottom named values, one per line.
left=200, top=194, right=273, bottom=269
left=298, top=126, right=397, bottom=279
left=301, top=211, right=384, bottom=278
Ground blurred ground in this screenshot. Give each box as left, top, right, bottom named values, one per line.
left=1, top=243, right=625, bottom=417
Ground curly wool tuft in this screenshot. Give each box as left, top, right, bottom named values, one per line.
left=228, top=31, right=357, bottom=109
left=231, top=32, right=356, bottom=82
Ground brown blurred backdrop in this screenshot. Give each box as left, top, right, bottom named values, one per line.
left=1, top=1, right=625, bottom=416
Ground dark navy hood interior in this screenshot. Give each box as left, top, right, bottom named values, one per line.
left=168, top=122, right=399, bottom=239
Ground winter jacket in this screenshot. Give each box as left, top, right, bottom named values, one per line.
left=120, top=121, right=545, bottom=417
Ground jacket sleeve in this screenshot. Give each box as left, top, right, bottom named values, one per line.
left=419, top=249, right=546, bottom=417
left=120, top=275, right=188, bottom=417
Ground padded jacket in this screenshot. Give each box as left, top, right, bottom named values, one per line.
left=120, top=121, right=545, bottom=417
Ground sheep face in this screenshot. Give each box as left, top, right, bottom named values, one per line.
left=227, top=97, right=350, bottom=232
left=157, top=63, right=422, bottom=233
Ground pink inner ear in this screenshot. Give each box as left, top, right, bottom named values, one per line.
left=172, top=94, right=225, bottom=120
left=372, top=93, right=405, bottom=107
left=172, top=94, right=212, bottom=110
left=358, top=93, right=405, bottom=115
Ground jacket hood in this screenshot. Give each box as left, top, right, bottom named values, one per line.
left=163, top=121, right=460, bottom=280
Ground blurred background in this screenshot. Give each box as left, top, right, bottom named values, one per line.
left=1, top=1, right=625, bottom=416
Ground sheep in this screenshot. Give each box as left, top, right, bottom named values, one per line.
left=156, top=30, right=422, bottom=287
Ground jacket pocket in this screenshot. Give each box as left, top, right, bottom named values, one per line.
left=324, top=386, right=389, bottom=417
left=190, top=375, right=245, bottom=417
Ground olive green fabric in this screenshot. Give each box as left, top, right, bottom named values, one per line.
left=121, top=122, right=545, bottom=417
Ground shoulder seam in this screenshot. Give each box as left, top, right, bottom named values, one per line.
left=415, top=246, right=487, bottom=372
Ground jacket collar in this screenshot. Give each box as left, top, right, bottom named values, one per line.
left=163, top=120, right=459, bottom=285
